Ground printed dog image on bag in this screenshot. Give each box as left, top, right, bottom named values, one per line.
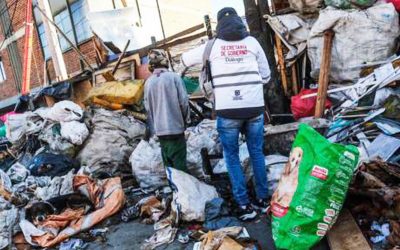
left=271, top=147, right=303, bottom=210
left=271, top=124, right=359, bottom=250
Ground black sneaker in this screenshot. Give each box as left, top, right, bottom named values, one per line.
left=237, top=205, right=257, bottom=221
left=252, top=199, right=270, bottom=213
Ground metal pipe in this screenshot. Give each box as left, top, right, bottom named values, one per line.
left=155, top=0, right=165, bottom=40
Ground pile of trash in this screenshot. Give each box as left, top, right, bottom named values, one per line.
left=348, top=160, right=400, bottom=249
left=0, top=94, right=290, bottom=249
left=0, top=100, right=141, bottom=248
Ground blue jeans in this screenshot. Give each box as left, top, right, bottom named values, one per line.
left=217, top=114, right=268, bottom=206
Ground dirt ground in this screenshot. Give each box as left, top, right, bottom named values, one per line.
left=86, top=214, right=330, bottom=250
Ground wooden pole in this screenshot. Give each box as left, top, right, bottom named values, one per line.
left=21, top=0, right=33, bottom=94
left=275, top=34, right=288, bottom=95
left=37, top=0, right=68, bottom=81
left=291, top=64, right=299, bottom=95
left=315, top=30, right=334, bottom=118
left=204, top=15, right=212, bottom=39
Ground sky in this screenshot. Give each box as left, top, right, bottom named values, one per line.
left=211, top=0, right=245, bottom=17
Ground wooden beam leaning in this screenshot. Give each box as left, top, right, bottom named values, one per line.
left=275, top=34, right=288, bottom=95
left=315, top=30, right=334, bottom=118
left=328, top=209, right=372, bottom=250
left=291, top=64, right=299, bottom=95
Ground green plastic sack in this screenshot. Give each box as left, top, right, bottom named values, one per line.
left=271, top=124, right=359, bottom=250
left=324, top=0, right=376, bottom=9
left=0, top=125, right=5, bottom=138
left=182, top=77, right=200, bottom=95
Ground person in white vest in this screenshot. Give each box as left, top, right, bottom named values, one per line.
left=181, top=7, right=271, bottom=221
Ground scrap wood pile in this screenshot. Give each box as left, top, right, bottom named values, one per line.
left=348, top=160, right=400, bottom=249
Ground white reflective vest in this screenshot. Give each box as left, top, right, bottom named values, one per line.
left=182, top=36, right=271, bottom=111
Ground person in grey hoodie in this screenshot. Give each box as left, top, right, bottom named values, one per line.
left=144, top=49, right=190, bottom=172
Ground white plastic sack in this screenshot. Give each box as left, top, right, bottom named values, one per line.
left=0, top=170, right=13, bottom=210
left=77, top=108, right=146, bottom=175
left=213, top=142, right=251, bottom=175
left=39, top=123, right=76, bottom=157
left=60, top=121, right=89, bottom=145
left=36, top=101, right=83, bottom=122
left=130, top=139, right=167, bottom=190
left=265, top=155, right=289, bottom=194
left=34, top=170, right=74, bottom=201
left=167, top=167, right=219, bottom=222
left=6, top=162, right=30, bottom=183
left=308, top=4, right=399, bottom=83
left=0, top=208, right=19, bottom=249
left=6, top=112, right=44, bottom=145
left=186, top=120, right=221, bottom=178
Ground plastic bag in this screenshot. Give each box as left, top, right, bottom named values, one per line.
left=28, top=153, right=80, bottom=177
left=291, top=89, right=332, bottom=120
left=36, top=101, right=83, bottom=122
left=167, top=167, right=219, bottom=222
left=60, top=121, right=89, bottom=145
left=38, top=82, right=72, bottom=100
left=387, top=0, right=400, bottom=11
left=271, top=124, right=359, bottom=250
left=308, top=4, right=399, bottom=83
left=130, top=139, right=167, bottom=190
left=85, top=80, right=144, bottom=107
left=0, top=125, right=5, bottom=138
left=78, top=108, right=145, bottom=176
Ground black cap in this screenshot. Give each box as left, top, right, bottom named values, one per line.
left=217, top=7, right=238, bottom=21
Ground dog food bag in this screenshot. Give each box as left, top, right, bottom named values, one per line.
left=271, top=124, right=359, bottom=250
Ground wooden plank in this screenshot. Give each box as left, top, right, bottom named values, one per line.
left=328, top=209, right=371, bottom=250
left=160, top=23, right=204, bottom=45
left=94, top=62, right=135, bottom=84
left=72, top=79, right=92, bottom=107
left=275, top=34, right=288, bottom=95
left=315, top=30, right=334, bottom=118
left=291, top=64, right=299, bottom=95
left=106, top=53, right=140, bottom=68
left=159, top=31, right=207, bottom=51
left=44, top=95, right=55, bottom=107
left=135, top=31, right=207, bottom=57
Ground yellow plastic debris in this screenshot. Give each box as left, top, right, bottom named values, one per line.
left=85, top=80, right=144, bottom=107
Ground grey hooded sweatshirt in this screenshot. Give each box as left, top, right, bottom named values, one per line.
left=144, top=68, right=190, bottom=137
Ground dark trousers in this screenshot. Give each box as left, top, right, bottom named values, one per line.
left=159, top=134, right=187, bottom=172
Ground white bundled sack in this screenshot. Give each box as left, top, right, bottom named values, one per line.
left=0, top=208, right=19, bottom=249
left=186, top=120, right=221, bottom=178
left=130, top=139, right=167, bottom=190
left=36, top=100, right=83, bottom=122
left=308, top=4, right=399, bottom=83
left=167, top=167, right=219, bottom=222
left=6, top=112, right=44, bottom=145
left=60, top=121, right=89, bottom=145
